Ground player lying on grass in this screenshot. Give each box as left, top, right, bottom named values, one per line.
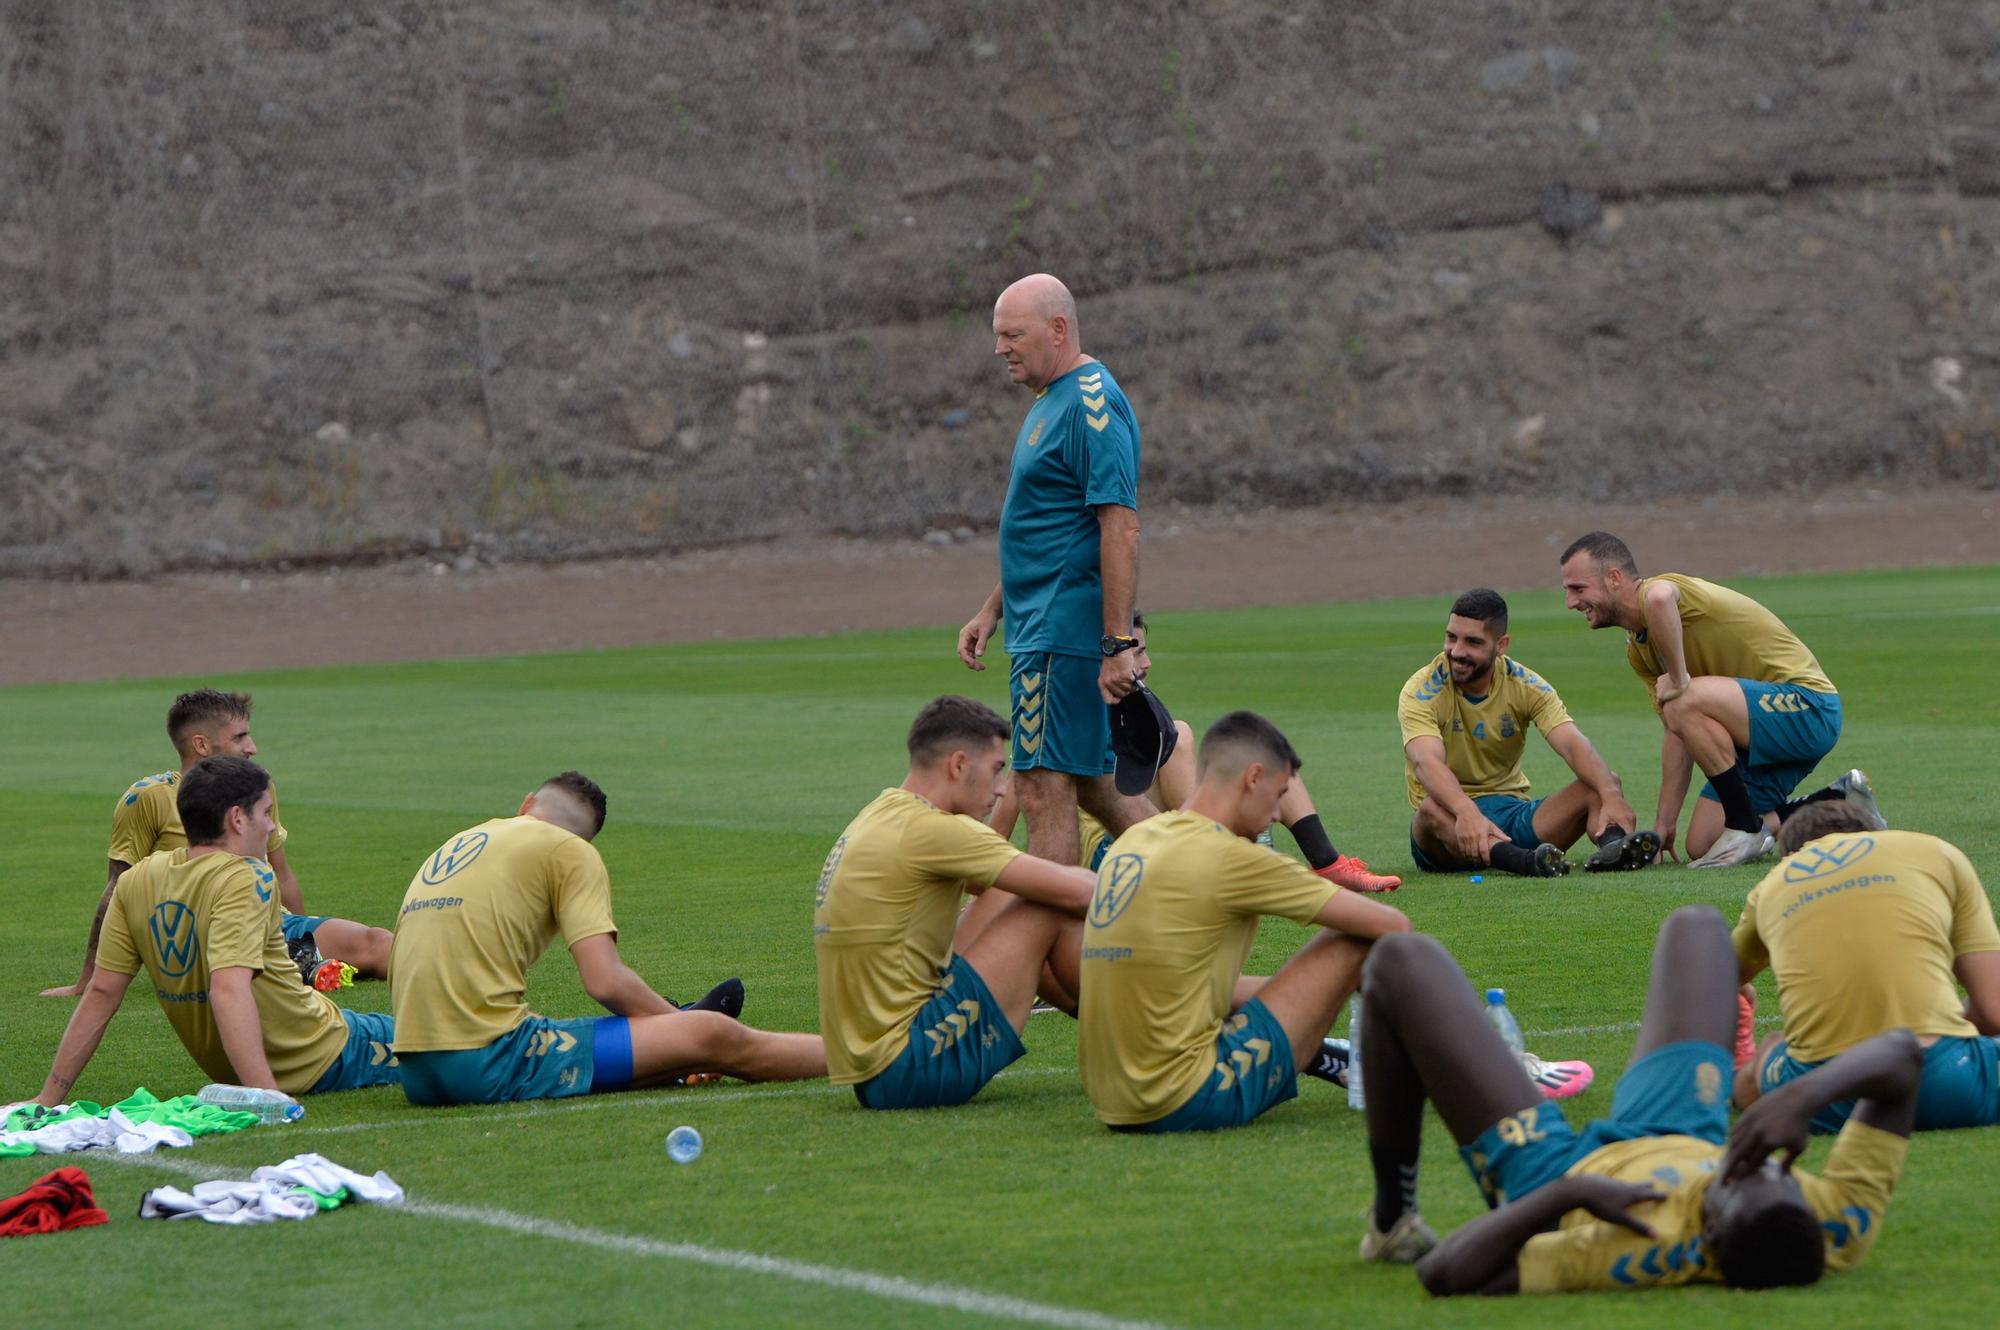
left=1560, top=531, right=1875, bottom=868
left=42, top=688, right=392, bottom=996
left=389, top=772, right=818, bottom=1105
left=30, top=757, right=402, bottom=1107
left=1356, top=904, right=1918, bottom=1295
left=1399, top=589, right=1653, bottom=880
left=814, top=696, right=1099, bottom=1109
left=1733, top=801, right=2000, bottom=1132
left=1075, top=711, right=1412, bottom=1133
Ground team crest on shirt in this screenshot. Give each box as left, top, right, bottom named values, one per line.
left=1090, top=854, right=1144, bottom=927
left=1498, top=713, right=1516, bottom=739
left=150, top=901, right=201, bottom=978
left=813, top=836, right=848, bottom=909
left=1026, top=421, right=1045, bottom=450
left=1782, top=836, right=1876, bottom=883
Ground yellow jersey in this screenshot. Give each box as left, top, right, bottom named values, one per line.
left=1734, top=830, right=1998, bottom=1063
left=813, top=789, right=1024, bottom=1084
left=1077, top=811, right=1337, bottom=1125
left=1625, top=574, right=1835, bottom=706
left=1396, top=652, right=1573, bottom=809
left=96, top=847, right=348, bottom=1093
left=1080, top=810, right=1112, bottom=870
left=1517, top=1119, right=1907, bottom=1292
left=388, top=816, right=618, bottom=1053
left=108, top=769, right=289, bottom=864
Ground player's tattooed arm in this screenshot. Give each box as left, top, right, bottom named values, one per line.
left=41, top=860, right=129, bottom=998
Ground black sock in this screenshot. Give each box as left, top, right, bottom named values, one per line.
left=1488, top=842, right=1537, bottom=876
left=1371, top=1145, right=1420, bottom=1231
left=1286, top=814, right=1340, bottom=870
left=1594, top=823, right=1628, bottom=847
left=1709, top=767, right=1763, bottom=833
left=1775, top=786, right=1843, bottom=821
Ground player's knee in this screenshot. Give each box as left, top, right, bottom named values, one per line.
left=1361, top=930, right=1444, bottom=998
left=1661, top=903, right=1728, bottom=942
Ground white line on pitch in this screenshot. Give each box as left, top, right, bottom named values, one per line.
left=96, top=1150, right=1183, bottom=1330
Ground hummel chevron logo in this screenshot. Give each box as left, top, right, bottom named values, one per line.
left=1082, top=393, right=1106, bottom=411
left=1087, top=414, right=1109, bottom=432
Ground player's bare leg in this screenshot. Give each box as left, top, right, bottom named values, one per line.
left=1285, top=774, right=1400, bottom=892
left=1409, top=797, right=1482, bottom=871
left=1529, top=781, right=1593, bottom=853
left=625, top=1011, right=825, bottom=1087
left=1016, top=768, right=1085, bottom=866
left=960, top=894, right=1081, bottom=1032
left=1630, top=905, right=1738, bottom=1057
left=312, top=918, right=393, bottom=980
left=1075, top=773, right=1157, bottom=839
left=1252, top=931, right=1371, bottom=1072
left=1733, top=1030, right=1787, bottom=1110
left=1151, top=720, right=1198, bottom=809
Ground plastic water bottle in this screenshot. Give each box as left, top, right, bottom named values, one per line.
left=1345, top=994, right=1366, bottom=1111
left=665, top=1124, right=703, bottom=1164
left=196, top=1083, right=304, bottom=1124
left=1486, top=989, right=1525, bottom=1056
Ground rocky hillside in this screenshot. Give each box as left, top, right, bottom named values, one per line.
left=3, top=0, right=1997, bottom=574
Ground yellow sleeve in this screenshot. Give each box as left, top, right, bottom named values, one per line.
left=1523, top=675, right=1573, bottom=736
left=1215, top=840, right=1337, bottom=925
left=551, top=840, right=618, bottom=946
left=1396, top=673, right=1444, bottom=747
left=904, top=811, right=1024, bottom=887
left=206, top=862, right=271, bottom=972
left=1732, top=886, right=1770, bottom=971
left=266, top=786, right=290, bottom=856
left=107, top=784, right=161, bottom=865
left=1943, top=842, right=2000, bottom=956
left=1799, top=1120, right=1909, bottom=1274
left=96, top=877, right=143, bottom=977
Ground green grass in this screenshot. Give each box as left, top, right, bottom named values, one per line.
left=4, top=567, right=1996, bottom=1325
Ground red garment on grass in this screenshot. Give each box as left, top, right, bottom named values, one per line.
left=0, top=1166, right=110, bottom=1237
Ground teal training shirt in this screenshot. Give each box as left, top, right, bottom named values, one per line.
left=997, top=361, right=1141, bottom=655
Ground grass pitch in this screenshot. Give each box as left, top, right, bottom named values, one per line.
left=4, top=566, right=1995, bottom=1326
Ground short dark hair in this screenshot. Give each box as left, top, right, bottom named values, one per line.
left=1448, top=588, right=1509, bottom=636
left=540, top=771, right=608, bottom=836
left=168, top=689, right=252, bottom=752
left=907, top=695, right=1010, bottom=765
left=1710, top=1193, right=1827, bottom=1290
left=1132, top=610, right=1146, bottom=631
left=1559, top=531, right=1639, bottom=576
left=1198, top=710, right=1302, bottom=776
left=179, top=755, right=272, bottom=846
left=1778, top=801, right=1876, bottom=855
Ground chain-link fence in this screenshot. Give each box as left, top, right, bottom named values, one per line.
left=3, top=1, right=1995, bottom=575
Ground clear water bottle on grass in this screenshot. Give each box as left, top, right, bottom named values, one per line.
left=1485, top=989, right=1524, bottom=1055
left=196, top=1084, right=304, bottom=1124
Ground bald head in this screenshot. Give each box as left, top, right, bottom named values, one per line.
left=993, top=273, right=1084, bottom=390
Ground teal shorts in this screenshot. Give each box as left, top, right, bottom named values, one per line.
left=1696, top=682, right=1841, bottom=814
left=855, top=955, right=1025, bottom=1110
left=280, top=913, right=327, bottom=944
left=1460, top=1040, right=1732, bottom=1207
left=1008, top=650, right=1114, bottom=778
left=1760, top=1033, right=1999, bottom=1133
left=1411, top=794, right=1545, bottom=872
left=1120, top=997, right=1299, bottom=1133
left=397, top=1014, right=633, bottom=1106
left=308, top=1009, right=403, bottom=1093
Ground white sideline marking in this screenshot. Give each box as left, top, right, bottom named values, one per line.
left=99, top=1150, right=1181, bottom=1330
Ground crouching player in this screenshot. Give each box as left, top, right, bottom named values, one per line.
left=1077, top=712, right=1411, bottom=1133
left=31, top=756, right=401, bottom=1106
left=389, top=772, right=823, bottom=1104
left=1356, top=904, right=1918, bottom=1294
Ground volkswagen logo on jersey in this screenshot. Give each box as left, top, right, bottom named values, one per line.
left=422, top=830, right=490, bottom=885
left=150, top=900, right=201, bottom=978
left=1783, top=835, right=1876, bottom=883
left=1091, top=854, right=1145, bottom=928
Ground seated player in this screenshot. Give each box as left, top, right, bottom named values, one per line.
left=1356, top=904, right=1920, bottom=1296
left=1560, top=531, right=1875, bottom=867
left=1076, top=711, right=1411, bottom=1133
left=42, top=688, right=392, bottom=995
left=29, top=756, right=402, bottom=1106
left=390, top=772, right=821, bottom=1105
left=1400, top=589, right=1651, bottom=877
left=814, top=696, right=1100, bottom=1110
left=1733, top=801, right=2000, bottom=1131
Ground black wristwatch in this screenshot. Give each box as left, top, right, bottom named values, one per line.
left=1100, top=634, right=1140, bottom=658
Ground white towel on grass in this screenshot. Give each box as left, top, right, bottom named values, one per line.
left=139, top=1153, right=403, bottom=1225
